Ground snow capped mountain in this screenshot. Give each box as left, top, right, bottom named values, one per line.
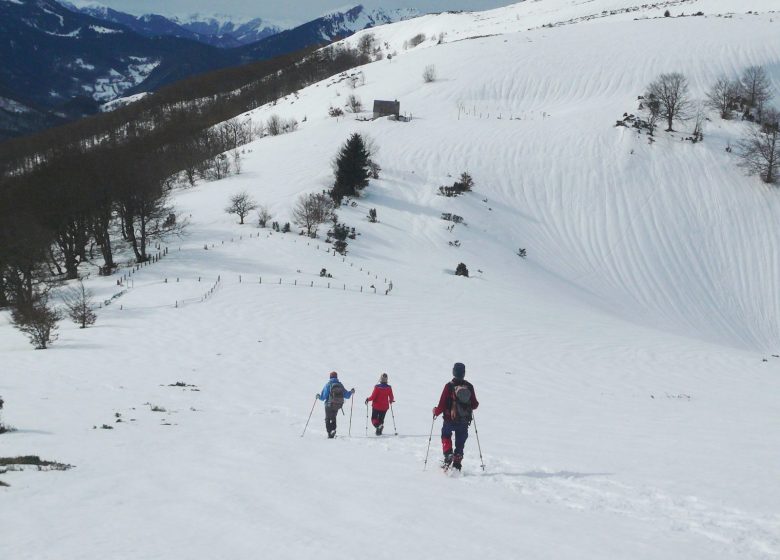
left=171, top=13, right=283, bottom=46
left=3, top=1, right=780, bottom=559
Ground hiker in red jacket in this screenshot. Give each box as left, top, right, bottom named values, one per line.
left=365, top=373, right=394, bottom=436
left=432, top=362, right=478, bottom=470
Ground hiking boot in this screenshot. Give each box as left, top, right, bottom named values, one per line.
left=375, top=424, right=384, bottom=436
left=453, top=454, right=463, bottom=470
left=443, top=452, right=453, bottom=466
left=328, top=430, right=336, bottom=439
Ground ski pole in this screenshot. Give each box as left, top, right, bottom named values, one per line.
left=423, top=414, right=436, bottom=471
left=390, top=402, right=398, bottom=435
left=365, top=402, right=369, bottom=436
left=349, top=395, right=354, bottom=436
left=472, top=413, right=486, bottom=471
left=300, top=395, right=318, bottom=438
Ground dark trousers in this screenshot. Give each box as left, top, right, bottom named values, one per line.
left=371, top=408, right=387, bottom=427
left=441, top=420, right=468, bottom=457
left=325, top=405, right=340, bottom=433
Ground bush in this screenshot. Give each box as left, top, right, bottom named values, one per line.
left=423, top=65, right=437, bottom=83
left=455, top=263, right=469, bottom=277
left=346, top=94, right=362, bottom=113
left=328, top=106, right=344, bottom=117
left=368, top=208, right=378, bottom=223
left=408, top=33, right=426, bottom=48
left=438, top=172, right=474, bottom=197
left=11, top=294, right=61, bottom=349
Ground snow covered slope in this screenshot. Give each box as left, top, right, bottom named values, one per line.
left=2, top=2, right=780, bottom=559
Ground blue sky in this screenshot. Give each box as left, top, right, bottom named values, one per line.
left=68, top=0, right=512, bottom=25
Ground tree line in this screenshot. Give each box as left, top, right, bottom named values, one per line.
left=0, top=42, right=373, bottom=341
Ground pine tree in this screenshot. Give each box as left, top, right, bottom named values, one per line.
left=332, top=133, right=371, bottom=204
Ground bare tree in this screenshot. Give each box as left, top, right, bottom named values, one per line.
left=226, top=191, right=258, bottom=225
left=691, top=101, right=706, bottom=142
left=62, top=280, right=96, bottom=329
left=423, top=64, right=437, bottom=83
left=346, top=94, right=362, bottom=113
left=738, top=110, right=779, bottom=184
left=357, top=33, right=376, bottom=58
left=740, top=66, right=773, bottom=118
left=267, top=114, right=283, bottom=136
left=705, top=77, right=739, bottom=119
left=11, top=291, right=61, bottom=349
left=292, top=193, right=335, bottom=237
left=256, top=205, right=272, bottom=228
left=646, top=72, right=690, bottom=131
left=231, top=150, right=242, bottom=175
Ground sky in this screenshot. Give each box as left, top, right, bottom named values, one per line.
left=68, top=0, right=513, bottom=25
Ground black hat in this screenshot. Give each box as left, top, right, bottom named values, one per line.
left=452, top=362, right=466, bottom=379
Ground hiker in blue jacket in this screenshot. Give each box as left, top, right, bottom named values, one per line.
left=317, top=371, right=355, bottom=438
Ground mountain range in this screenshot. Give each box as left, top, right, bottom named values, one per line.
left=0, top=0, right=418, bottom=141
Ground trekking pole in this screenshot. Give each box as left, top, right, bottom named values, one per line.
left=390, top=403, right=398, bottom=435
left=300, top=396, right=318, bottom=438
left=423, top=415, right=436, bottom=471
left=349, top=396, right=354, bottom=436
left=365, top=403, right=369, bottom=436
left=472, top=413, right=486, bottom=471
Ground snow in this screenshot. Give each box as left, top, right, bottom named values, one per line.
left=100, top=91, right=150, bottom=112
left=90, top=59, right=160, bottom=102
left=2, top=2, right=780, bottom=559
left=0, top=97, right=32, bottom=113
left=43, top=27, right=81, bottom=38
left=89, top=25, right=122, bottom=34
left=73, top=57, right=96, bottom=70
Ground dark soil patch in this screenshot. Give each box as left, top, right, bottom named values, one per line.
left=0, top=456, right=73, bottom=470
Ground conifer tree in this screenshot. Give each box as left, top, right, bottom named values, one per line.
left=331, top=133, right=371, bottom=203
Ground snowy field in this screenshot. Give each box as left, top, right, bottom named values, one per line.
left=2, top=1, right=780, bottom=558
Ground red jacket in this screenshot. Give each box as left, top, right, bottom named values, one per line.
left=434, top=379, right=478, bottom=422
left=367, top=383, right=394, bottom=411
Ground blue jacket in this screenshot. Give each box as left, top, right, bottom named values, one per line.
left=319, top=378, right=353, bottom=404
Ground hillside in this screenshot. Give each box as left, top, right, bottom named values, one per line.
left=2, top=1, right=780, bottom=559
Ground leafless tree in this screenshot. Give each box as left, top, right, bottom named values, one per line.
left=62, top=280, right=96, bottom=329
left=705, top=77, right=740, bottom=119
left=423, top=64, right=437, bottom=83
left=691, top=101, right=706, bottom=141
left=357, top=33, right=376, bottom=58
left=256, top=205, right=272, bottom=228
left=646, top=72, right=690, bottom=131
left=267, top=114, right=283, bottom=136
left=225, top=191, right=258, bottom=225
left=738, top=109, right=779, bottom=184
left=292, top=193, right=335, bottom=237
left=346, top=94, right=362, bottom=113
left=740, top=66, right=773, bottom=118
left=231, top=150, right=242, bottom=174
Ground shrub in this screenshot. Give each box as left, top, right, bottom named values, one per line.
left=408, top=33, right=426, bottom=48
left=438, top=172, right=474, bottom=197
left=10, top=294, right=61, bottom=350
left=455, top=263, right=469, bottom=277
left=346, top=94, right=362, bottom=113
left=368, top=208, right=378, bottom=223
left=423, top=64, right=437, bottom=83
left=328, top=106, right=344, bottom=117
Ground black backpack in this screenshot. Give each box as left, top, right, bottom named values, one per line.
left=450, top=383, right=473, bottom=423
left=328, top=382, right=346, bottom=410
